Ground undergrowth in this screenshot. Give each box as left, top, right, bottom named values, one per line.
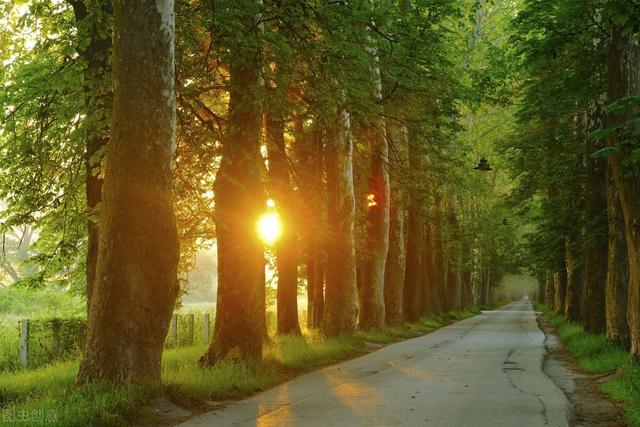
left=537, top=304, right=640, bottom=426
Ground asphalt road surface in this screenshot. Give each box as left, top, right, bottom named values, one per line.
left=180, top=300, right=570, bottom=427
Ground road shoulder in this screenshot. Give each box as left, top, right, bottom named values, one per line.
left=537, top=314, right=627, bottom=426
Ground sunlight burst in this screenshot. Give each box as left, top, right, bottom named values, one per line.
left=258, top=212, right=282, bottom=245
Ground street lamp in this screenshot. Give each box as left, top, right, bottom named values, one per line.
left=474, top=156, right=493, bottom=171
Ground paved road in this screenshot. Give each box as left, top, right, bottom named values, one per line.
left=180, top=300, right=570, bottom=427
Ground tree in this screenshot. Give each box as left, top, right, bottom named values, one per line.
left=582, top=100, right=608, bottom=333
left=199, top=0, right=266, bottom=363
left=77, top=0, right=179, bottom=383
left=606, top=4, right=640, bottom=358
left=323, top=107, right=358, bottom=336
left=266, top=103, right=301, bottom=335
left=358, top=0, right=391, bottom=331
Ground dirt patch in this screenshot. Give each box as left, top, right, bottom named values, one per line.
left=538, top=315, right=628, bottom=426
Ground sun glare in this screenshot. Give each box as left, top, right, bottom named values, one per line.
left=258, top=212, right=282, bottom=245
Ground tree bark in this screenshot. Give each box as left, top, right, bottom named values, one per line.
left=358, top=14, right=391, bottom=330
left=445, top=196, right=463, bottom=311
left=383, top=126, right=406, bottom=326
left=564, top=237, right=583, bottom=322
left=296, top=119, right=325, bottom=329
left=421, top=217, right=435, bottom=314
left=544, top=272, right=555, bottom=309
left=201, top=1, right=265, bottom=363
left=582, top=99, right=608, bottom=333
left=605, top=163, right=630, bottom=347
left=553, top=266, right=566, bottom=314
left=403, top=128, right=423, bottom=322
left=384, top=192, right=405, bottom=326
left=323, top=108, right=358, bottom=336
left=77, top=0, right=179, bottom=384
left=432, top=191, right=447, bottom=312
left=607, top=22, right=640, bottom=357
left=266, top=110, right=301, bottom=336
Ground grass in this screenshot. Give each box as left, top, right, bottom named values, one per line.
left=0, top=304, right=492, bottom=426
left=536, top=304, right=640, bottom=426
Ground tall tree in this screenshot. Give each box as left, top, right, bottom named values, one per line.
left=266, top=105, right=301, bottom=335
left=200, top=0, right=266, bottom=363
left=582, top=100, right=608, bottom=333
left=77, top=0, right=179, bottom=384
left=384, top=126, right=407, bottom=326
left=606, top=8, right=640, bottom=359
left=403, top=128, right=424, bottom=322
left=358, top=0, right=391, bottom=331
left=324, top=107, right=358, bottom=337
left=605, top=163, right=630, bottom=347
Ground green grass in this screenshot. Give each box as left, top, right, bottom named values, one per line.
left=0, top=305, right=492, bottom=426
left=537, top=304, right=640, bottom=426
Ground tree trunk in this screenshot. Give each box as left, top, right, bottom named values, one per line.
left=266, top=110, right=301, bottom=336
left=358, top=15, right=391, bottom=330
left=607, top=20, right=640, bottom=359
left=421, top=217, right=434, bottom=314
left=77, top=0, right=179, bottom=384
left=384, top=199, right=405, bottom=326
left=201, top=2, right=265, bottom=363
left=323, top=108, right=357, bottom=336
left=605, top=163, right=630, bottom=347
left=296, top=119, right=325, bottom=329
left=403, top=128, right=423, bottom=322
left=383, top=126, right=406, bottom=326
left=582, top=99, right=608, bottom=333
left=432, top=191, right=447, bottom=312
left=553, top=266, right=566, bottom=314
left=445, top=196, right=463, bottom=311
left=564, top=237, right=583, bottom=322
left=68, top=0, right=111, bottom=310
left=544, top=272, right=555, bottom=309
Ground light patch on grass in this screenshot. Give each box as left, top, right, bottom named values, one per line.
left=265, top=333, right=362, bottom=369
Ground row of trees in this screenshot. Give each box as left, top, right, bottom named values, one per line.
left=506, top=0, right=640, bottom=358
left=0, top=0, right=521, bottom=384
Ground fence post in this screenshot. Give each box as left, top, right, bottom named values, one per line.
left=170, top=313, right=178, bottom=347
left=187, top=314, right=194, bottom=346
left=203, top=313, right=210, bottom=343
left=51, top=319, right=61, bottom=360
left=19, top=320, right=29, bottom=369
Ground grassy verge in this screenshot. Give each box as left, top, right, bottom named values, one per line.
left=536, top=304, right=640, bottom=426
left=0, top=305, right=493, bottom=426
